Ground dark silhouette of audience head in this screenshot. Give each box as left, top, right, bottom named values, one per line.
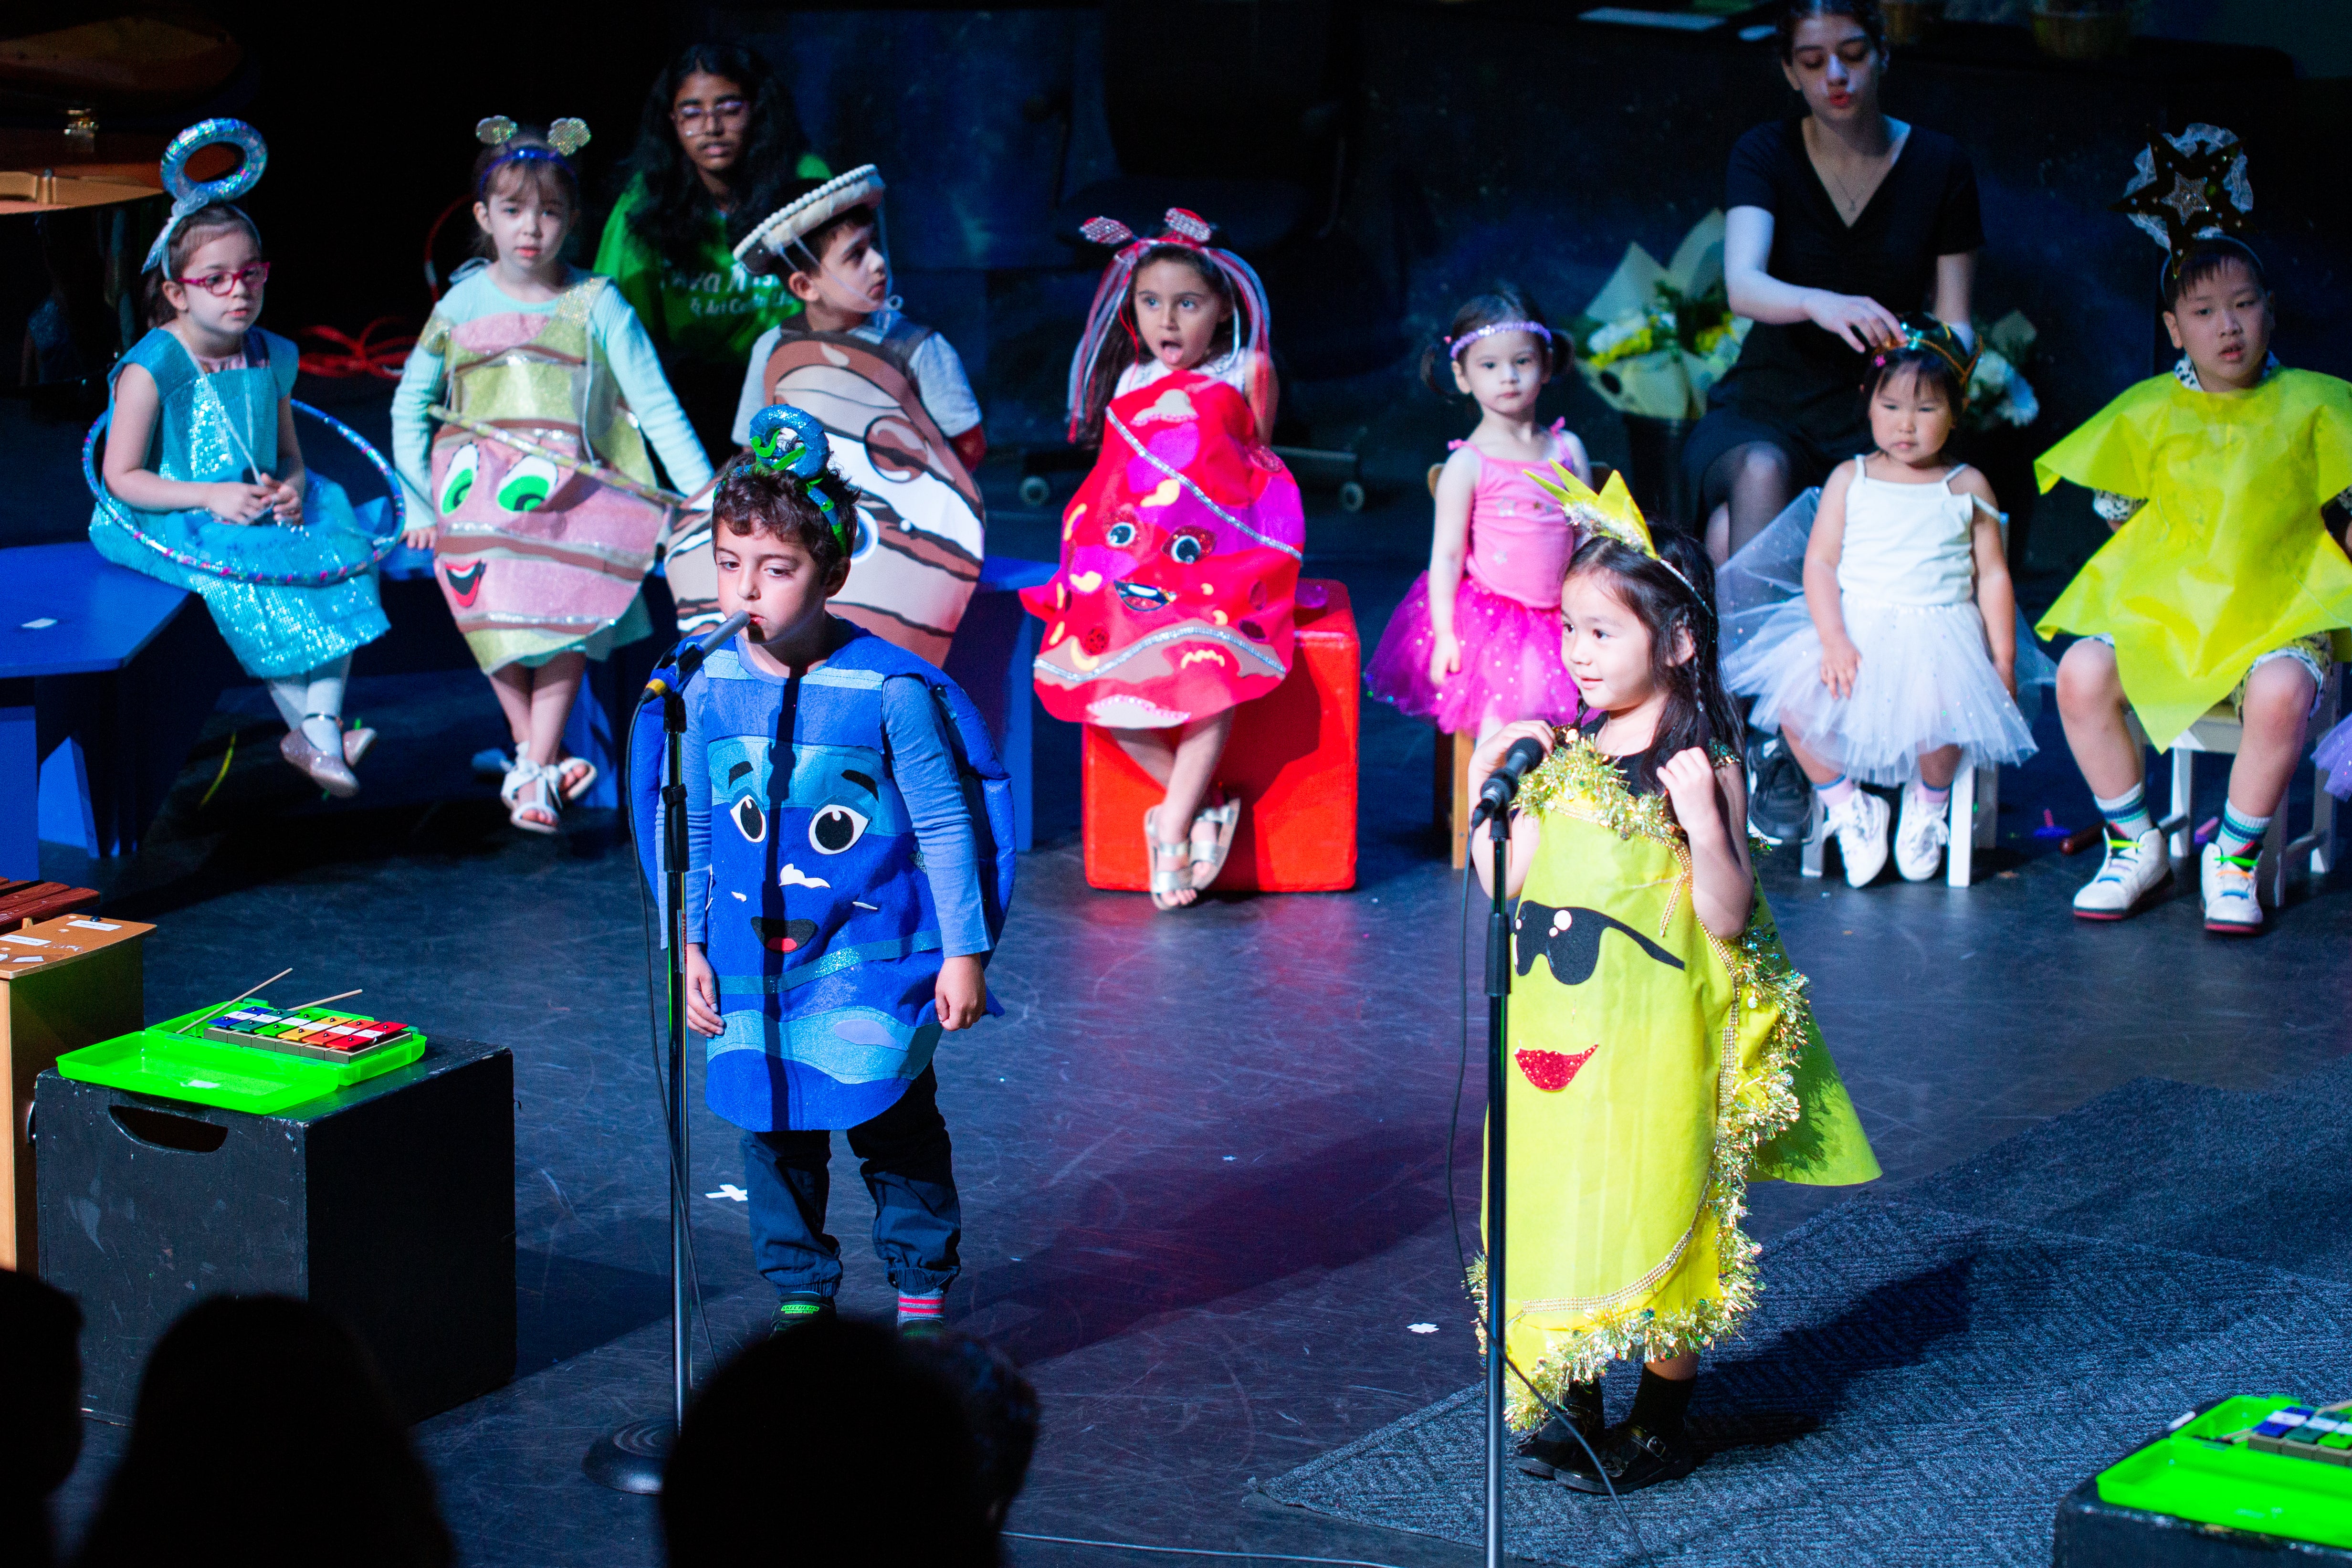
left=73, top=1294, right=451, bottom=1568
left=0, top=1269, right=84, bottom=1568
left=903, top=1329, right=1039, bottom=1528
left=664, top=1317, right=999, bottom=1568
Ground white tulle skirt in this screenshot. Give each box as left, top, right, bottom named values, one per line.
left=1724, top=595, right=2052, bottom=784
left=1717, top=487, right=2058, bottom=786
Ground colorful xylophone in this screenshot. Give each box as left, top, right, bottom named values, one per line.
left=202, top=1002, right=414, bottom=1065
left=2247, top=1404, right=2352, bottom=1466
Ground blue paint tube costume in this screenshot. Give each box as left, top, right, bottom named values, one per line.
left=631, top=404, right=1016, bottom=1308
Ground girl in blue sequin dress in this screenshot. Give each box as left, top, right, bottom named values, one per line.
left=94, top=171, right=394, bottom=796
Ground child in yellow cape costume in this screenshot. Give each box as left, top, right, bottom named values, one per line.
left=2037, top=126, right=2352, bottom=933
left=1474, top=470, right=1878, bottom=1496
left=2035, top=367, right=2352, bottom=748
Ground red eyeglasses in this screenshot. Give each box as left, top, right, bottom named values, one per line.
left=174, top=261, right=271, bottom=295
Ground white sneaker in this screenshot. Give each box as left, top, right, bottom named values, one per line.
left=1894, top=781, right=1952, bottom=882
left=2072, top=827, right=2172, bottom=920
left=1824, top=789, right=1890, bottom=887
left=2201, top=842, right=2263, bottom=935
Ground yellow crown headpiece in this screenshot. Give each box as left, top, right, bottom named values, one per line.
left=1527, top=464, right=1707, bottom=614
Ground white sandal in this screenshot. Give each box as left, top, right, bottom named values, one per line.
left=1186, top=798, right=1241, bottom=891
left=552, top=755, right=598, bottom=803
left=1144, top=807, right=1195, bottom=912
left=506, top=759, right=561, bottom=834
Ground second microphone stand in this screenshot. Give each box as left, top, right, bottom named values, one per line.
left=1480, top=789, right=1514, bottom=1568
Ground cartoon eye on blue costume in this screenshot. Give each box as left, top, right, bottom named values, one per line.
left=810, top=804, right=868, bottom=853
left=709, top=736, right=777, bottom=843
left=706, top=735, right=909, bottom=844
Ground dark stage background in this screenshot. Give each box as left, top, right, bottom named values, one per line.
left=10, top=9, right=2352, bottom=1564
left=6, top=3, right=2349, bottom=580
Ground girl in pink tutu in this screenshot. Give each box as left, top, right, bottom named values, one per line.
left=1368, top=287, right=1590, bottom=737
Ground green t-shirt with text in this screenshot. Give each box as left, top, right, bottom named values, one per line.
left=591, top=154, right=831, bottom=370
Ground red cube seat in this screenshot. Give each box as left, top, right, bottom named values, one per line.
left=1082, top=579, right=1358, bottom=893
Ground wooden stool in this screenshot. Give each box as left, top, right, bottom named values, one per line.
left=1433, top=729, right=1475, bottom=868
left=0, top=910, right=150, bottom=1271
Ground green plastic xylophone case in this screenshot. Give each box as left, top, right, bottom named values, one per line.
left=57, top=1004, right=428, bottom=1115
left=2098, top=1396, right=2352, bottom=1548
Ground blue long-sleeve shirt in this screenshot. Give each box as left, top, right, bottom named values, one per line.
left=681, top=638, right=988, bottom=958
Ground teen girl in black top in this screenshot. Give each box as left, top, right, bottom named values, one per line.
left=1684, top=0, right=1983, bottom=564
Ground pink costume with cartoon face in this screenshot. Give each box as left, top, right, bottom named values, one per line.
left=1021, top=370, right=1303, bottom=727
left=422, top=282, right=672, bottom=673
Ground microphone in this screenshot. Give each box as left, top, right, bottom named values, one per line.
left=1473, top=737, right=1548, bottom=823
left=645, top=611, right=751, bottom=699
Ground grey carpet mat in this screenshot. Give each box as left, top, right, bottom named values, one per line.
left=2287, top=1052, right=2352, bottom=1109
left=1259, top=1194, right=2352, bottom=1566
left=1903, top=1073, right=2352, bottom=1283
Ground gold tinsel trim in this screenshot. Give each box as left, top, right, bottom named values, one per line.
left=1470, top=732, right=1819, bottom=1427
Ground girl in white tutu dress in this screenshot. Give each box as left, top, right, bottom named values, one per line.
left=1722, top=316, right=2055, bottom=884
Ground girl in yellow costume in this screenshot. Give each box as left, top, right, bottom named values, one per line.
left=2039, top=126, right=2352, bottom=935
left=1470, top=473, right=1880, bottom=1495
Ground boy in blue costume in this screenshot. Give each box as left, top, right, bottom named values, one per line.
left=638, top=405, right=1006, bottom=1330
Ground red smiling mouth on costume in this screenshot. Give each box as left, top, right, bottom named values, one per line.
left=751, top=916, right=820, bottom=954
left=1115, top=580, right=1173, bottom=611
left=442, top=560, right=486, bottom=607
left=1517, top=1047, right=1596, bottom=1091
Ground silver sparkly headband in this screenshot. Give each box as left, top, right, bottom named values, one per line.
left=145, top=119, right=268, bottom=273
left=1447, top=320, right=1552, bottom=358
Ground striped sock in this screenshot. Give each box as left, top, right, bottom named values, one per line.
left=2093, top=784, right=2153, bottom=841
left=2217, top=802, right=2272, bottom=863
left=896, top=1292, right=946, bottom=1328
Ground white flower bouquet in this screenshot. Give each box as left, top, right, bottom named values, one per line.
left=1962, top=310, right=2041, bottom=432
left=1566, top=210, right=1752, bottom=422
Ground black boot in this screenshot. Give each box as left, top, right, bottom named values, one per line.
left=1560, top=1367, right=1699, bottom=1495
left=1513, top=1380, right=1605, bottom=1480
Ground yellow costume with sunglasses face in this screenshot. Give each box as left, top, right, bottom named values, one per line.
left=1478, top=467, right=1880, bottom=1431
left=1486, top=736, right=1879, bottom=1426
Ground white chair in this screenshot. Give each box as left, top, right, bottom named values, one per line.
left=2124, top=665, right=2339, bottom=907
left=1798, top=760, right=1998, bottom=887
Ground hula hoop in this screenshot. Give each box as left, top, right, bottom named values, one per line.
left=83, top=400, right=409, bottom=588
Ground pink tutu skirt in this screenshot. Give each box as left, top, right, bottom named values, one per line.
left=1366, top=571, right=1583, bottom=734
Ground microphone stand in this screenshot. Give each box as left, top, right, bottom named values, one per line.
left=586, top=641, right=722, bottom=1494
left=1480, top=791, right=1513, bottom=1568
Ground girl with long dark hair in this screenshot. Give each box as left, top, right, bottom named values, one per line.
left=593, top=43, right=829, bottom=447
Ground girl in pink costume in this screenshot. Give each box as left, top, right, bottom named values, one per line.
left=1368, top=287, right=1591, bottom=737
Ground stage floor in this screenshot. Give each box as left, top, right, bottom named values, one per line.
left=40, top=475, right=2352, bottom=1568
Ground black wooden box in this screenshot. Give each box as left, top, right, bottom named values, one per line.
left=34, top=1035, right=514, bottom=1422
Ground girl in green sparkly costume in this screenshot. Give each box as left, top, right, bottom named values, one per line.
left=1470, top=481, right=1879, bottom=1495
